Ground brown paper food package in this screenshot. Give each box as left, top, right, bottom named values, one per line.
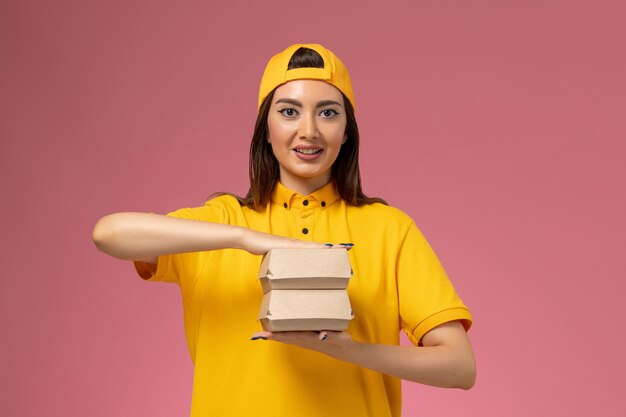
left=258, top=248, right=352, bottom=293
left=258, top=289, right=354, bottom=332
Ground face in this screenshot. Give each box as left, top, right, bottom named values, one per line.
left=267, top=79, right=347, bottom=194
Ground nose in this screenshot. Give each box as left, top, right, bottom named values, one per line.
left=298, top=112, right=319, bottom=141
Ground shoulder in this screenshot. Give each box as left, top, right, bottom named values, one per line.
left=347, top=202, right=414, bottom=226
left=203, top=194, right=244, bottom=211
left=344, top=202, right=417, bottom=240
left=201, top=194, right=252, bottom=221
left=164, top=194, right=243, bottom=223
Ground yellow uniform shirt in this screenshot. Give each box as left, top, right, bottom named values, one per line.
left=135, top=182, right=472, bottom=417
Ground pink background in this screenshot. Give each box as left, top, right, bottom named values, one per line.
left=2, top=1, right=625, bottom=415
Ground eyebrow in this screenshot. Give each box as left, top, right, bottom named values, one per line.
left=275, top=98, right=343, bottom=108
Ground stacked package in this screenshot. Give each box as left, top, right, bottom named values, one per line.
left=257, top=248, right=354, bottom=331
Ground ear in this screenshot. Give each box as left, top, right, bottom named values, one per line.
left=342, top=133, right=348, bottom=144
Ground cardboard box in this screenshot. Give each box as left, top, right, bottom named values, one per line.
left=258, top=290, right=354, bottom=332
left=258, top=248, right=352, bottom=293
left=257, top=249, right=355, bottom=332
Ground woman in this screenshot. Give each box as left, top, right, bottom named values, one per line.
left=93, top=44, right=475, bottom=417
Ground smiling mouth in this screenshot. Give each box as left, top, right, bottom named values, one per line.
left=294, top=148, right=323, bottom=155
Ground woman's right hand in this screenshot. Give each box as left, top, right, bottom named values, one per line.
left=239, top=228, right=334, bottom=256
left=93, top=212, right=349, bottom=263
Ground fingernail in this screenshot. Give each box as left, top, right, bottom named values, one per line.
left=345, top=243, right=354, bottom=246
left=324, top=243, right=333, bottom=246
left=251, top=336, right=267, bottom=341
left=338, top=243, right=347, bottom=246
left=321, top=334, right=328, bottom=341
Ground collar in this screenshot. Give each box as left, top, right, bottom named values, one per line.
left=270, top=181, right=341, bottom=210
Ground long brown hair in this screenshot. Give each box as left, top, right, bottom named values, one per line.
left=215, top=47, right=386, bottom=210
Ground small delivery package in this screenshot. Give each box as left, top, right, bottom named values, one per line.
left=257, top=249, right=354, bottom=331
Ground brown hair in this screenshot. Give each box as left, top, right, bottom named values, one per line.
left=214, top=47, right=386, bottom=210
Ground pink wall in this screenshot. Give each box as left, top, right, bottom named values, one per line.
left=2, top=1, right=625, bottom=415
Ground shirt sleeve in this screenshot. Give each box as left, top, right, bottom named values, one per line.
left=133, top=204, right=228, bottom=287
left=396, top=221, right=472, bottom=346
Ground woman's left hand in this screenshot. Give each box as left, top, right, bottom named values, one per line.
left=251, top=321, right=476, bottom=390
left=250, top=330, right=353, bottom=355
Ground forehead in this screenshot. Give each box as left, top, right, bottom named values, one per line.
left=272, top=80, right=344, bottom=105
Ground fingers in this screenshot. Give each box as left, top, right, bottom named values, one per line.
left=250, top=331, right=273, bottom=340
left=323, top=243, right=354, bottom=251
left=250, top=330, right=334, bottom=343
left=278, top=239, right=352, bottom=251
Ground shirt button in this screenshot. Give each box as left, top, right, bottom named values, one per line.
left=303, top=199, right=309, bottom=206
left=302, top=228, right=309, bottom=235
left=321, top=201, right=326, bottom=207
left=283, top=203, right=288, bottom=208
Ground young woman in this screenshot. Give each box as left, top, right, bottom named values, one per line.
left=93, top=44, right=475, bottom=417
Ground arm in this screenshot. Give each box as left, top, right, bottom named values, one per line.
left=92, top=212, right=329, bottom=263
left=251, top=321, right=476, bottom=390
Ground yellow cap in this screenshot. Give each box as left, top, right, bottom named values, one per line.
left=258, top=44, right=355, bottom=111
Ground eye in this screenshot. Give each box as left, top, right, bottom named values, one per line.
left=320, top=109, right=339, bottom=118
left=278, top=108, right=298, bottom=117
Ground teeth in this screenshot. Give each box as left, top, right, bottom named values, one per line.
left=295, top=148, right=322, bottom=154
